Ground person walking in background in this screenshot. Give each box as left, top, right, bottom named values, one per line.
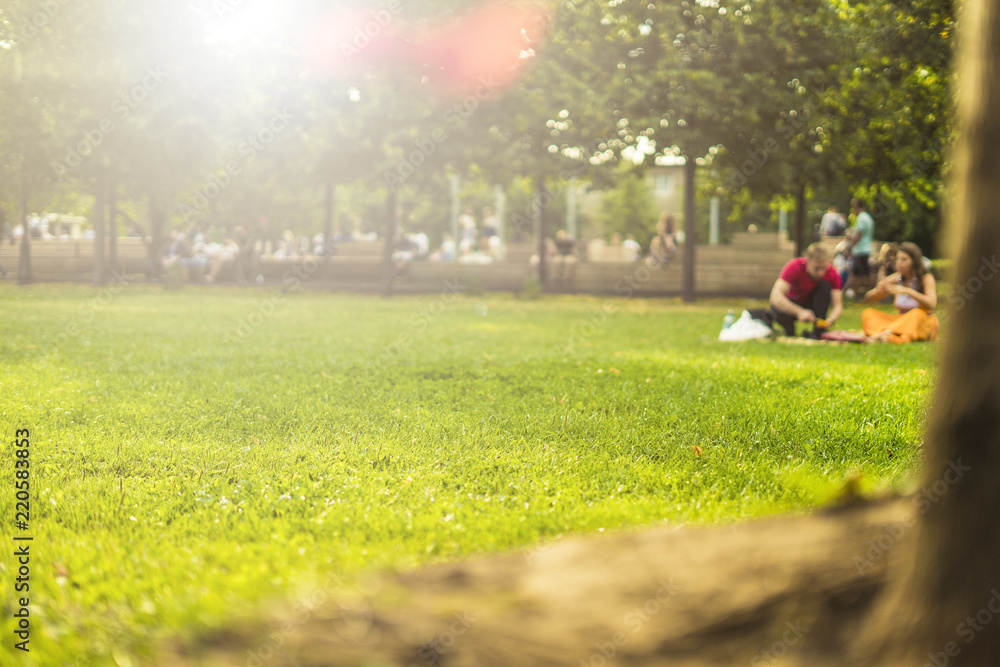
left=862, top=241, right=939, bottom=343
left=480, top=207, right=499, bottom=248
left=842, top=198, right=875, bottom=298
left=819, top=205, right=847, bottom=236
left=459, top=207, right=477, bottom=256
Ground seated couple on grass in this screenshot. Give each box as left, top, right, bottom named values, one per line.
left=751, top=243, right=843, bottom=338
left=861, top=241, right=939, bottom=343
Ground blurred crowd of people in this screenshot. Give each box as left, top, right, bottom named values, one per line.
left=6, top=206, right=692, bottom=286
left=5, top=212, right=145, bottom=242
left=159, top=217, right=378, bottom=284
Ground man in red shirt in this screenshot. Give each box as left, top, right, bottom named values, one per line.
left=759, top=243, right=843, bottom=336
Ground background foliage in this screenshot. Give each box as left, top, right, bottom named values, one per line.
left=0, top=0, right=953, bottom=252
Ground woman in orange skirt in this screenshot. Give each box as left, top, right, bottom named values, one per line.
left=861, top=242, right=939, bottom=343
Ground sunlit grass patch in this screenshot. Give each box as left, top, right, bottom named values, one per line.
left=0, top=284, right=937, bottom=664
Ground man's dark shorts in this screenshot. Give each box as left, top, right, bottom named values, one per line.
left=851, top=254, right=870, bottom=277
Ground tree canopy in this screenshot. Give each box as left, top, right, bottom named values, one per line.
left=0, top=0, right=953, bottom=253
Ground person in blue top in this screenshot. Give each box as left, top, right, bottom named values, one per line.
left=843, top=198, right=875, bottom=297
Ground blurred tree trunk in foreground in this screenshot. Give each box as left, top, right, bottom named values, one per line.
left=854, top=0, right=1000, bottom=663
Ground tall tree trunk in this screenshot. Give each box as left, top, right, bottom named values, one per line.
left=17, top=168, right=32, bottom=285
left=324, top=182, right=335, bottom=262
left=854, top=0, right=1000, bottom=663
left=683, top=159, right=696, bottom=302
left=381, top=188, right=397, bottom=298
left=794, top=181, right=806, bottom=258
left=93, top=170, right=106, bottom=286
left=148, top=193, right=165, bottom=283
left=108, top=177, right=118, bottom=281
left=535, top=172, right=548, bottom=289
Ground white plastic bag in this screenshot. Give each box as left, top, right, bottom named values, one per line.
left=718, top=310, right=773, bottom=341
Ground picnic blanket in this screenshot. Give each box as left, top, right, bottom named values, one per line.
left=777, top=330, right=869, bottom=345
left=820, top=330, right=869, bottom=343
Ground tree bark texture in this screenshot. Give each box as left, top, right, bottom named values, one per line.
left=324, top=182, right=335, bottom=263
left=17, top=166, right=32, bottom=285
left=382, top=188, right=397, bottom=298
left=536, top=172, right=548, bottom=289
left=794, top=181, right=806, bottom=259
left=93, top=170, right=106, bottom=287
left=108, top=177, right=118, bottom=281
left=683, top=159, right=696, bottom=302
left=148, top=193, right=165, bottom=283
left=854, top=0, right=1000, bottom=663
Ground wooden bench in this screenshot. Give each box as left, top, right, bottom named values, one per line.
left=564, top=260, right=778, bottom=297
left=401, top=261, right=532, bottom=293
left=730, top=231, right=796, bottom=251
left=696, top=245, right=793, bottom=265
left=0, top=237, right=798, bottom=298
left=585, top=239, right=640, bottom=263
left=258, top=256, right=384, bottom=289
left=0, top=238, right=151, bottom=281
left=504, top=242, right=534, bottom=263
left=330, top=240, right=384, bottom=259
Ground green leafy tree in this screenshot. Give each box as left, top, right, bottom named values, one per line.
left=597, top=163, right=660, bottom=248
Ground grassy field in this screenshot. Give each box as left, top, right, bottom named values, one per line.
left=0, top=283, right=938, bottom=665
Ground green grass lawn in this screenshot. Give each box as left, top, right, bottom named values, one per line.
left=0, top=283, right=938, bottom=665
